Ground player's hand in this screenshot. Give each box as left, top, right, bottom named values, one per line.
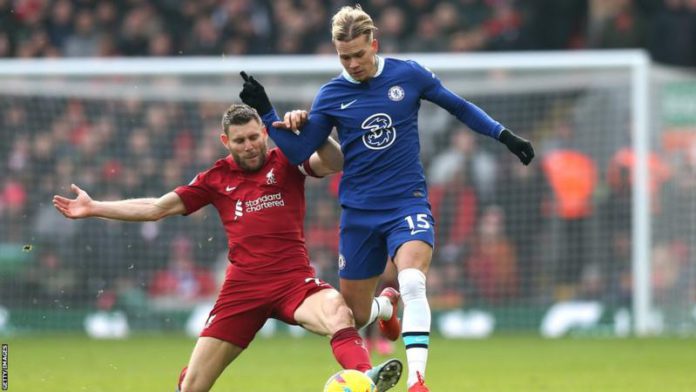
left=52, top=184, right=93, bottom=219
left=239, top=71, right=272, bottom=115
left=272, top=110, right=308, bottom=135
left=499, top=129, right=534, bottom=165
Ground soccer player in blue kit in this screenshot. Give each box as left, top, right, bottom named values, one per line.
left=240, top=5, right=534, bottom=391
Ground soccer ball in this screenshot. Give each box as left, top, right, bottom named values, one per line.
left=323, top=369, right=376, bottom=392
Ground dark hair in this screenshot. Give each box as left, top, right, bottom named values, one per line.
left=221, top=103, right=261, bottom=135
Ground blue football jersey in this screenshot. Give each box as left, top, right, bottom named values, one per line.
left=262, top=56, right=504, bottom=210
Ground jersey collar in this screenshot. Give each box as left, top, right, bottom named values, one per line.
left=341, top=55, right=384, bottom=84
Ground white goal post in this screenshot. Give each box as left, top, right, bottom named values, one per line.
left=0, top=50, right=670, bottom=337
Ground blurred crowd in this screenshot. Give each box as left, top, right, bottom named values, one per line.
left=0, top=99, right=230, bottom=315
left=1, top=90, right=695, bottom=319
left=0, top=0, right=695, bottom=66
left=0, top=0, right=695, bottom=325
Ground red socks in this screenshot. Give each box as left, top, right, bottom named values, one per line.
left=330, top=327, right=372, bottom=372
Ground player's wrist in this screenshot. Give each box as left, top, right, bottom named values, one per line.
left=498, top=128, right=513, bottom=144
left=254, top=100, right=272, bottom=116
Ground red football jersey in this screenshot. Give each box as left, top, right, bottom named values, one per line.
left=174, top=148, right=319, bottom=275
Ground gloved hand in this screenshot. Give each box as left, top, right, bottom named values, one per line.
left=239, top=71, right=272, bottom=115
left=499, top=129, right=534, bottom=165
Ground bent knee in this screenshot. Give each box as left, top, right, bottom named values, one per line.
left=323, top=294, right=355, bottom=331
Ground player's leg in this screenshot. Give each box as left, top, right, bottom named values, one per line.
left=386, top=207, right=435, bottom=391
left=293, top=287, right=371, bottom=372
left=338, top=207, right=395, bottom=329
left=293, top=286, right=402, bottom=391
left=178, top=274, right=269, bottom=392
left=393, top=240, right=433, bottom=391
left=339, top=276, right=381, bottom=327
left=365, top=262, right=398, bottom=354
left=178, top=337, right=243, bottom=392
left=376, top=260, right=402, bottom=342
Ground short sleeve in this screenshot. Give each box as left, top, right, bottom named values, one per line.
left=174, top=173, right=213, bottom=215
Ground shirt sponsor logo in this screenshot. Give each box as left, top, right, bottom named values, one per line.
left=245, top=193, right=285, bottom=212
left=361, top=113, right=397, bottom=150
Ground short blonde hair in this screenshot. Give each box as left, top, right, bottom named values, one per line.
left=331, top=5, right=377, bottom=42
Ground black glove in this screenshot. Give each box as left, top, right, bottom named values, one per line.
left=499, top=129, right=534, bottom=165
left=239, top=71, right=272, bottom=115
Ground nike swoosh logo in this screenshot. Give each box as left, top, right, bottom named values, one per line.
left=410, top=229, right=427, bottom=235
left=225, top=186, right=236, bottom=192
left=340, top=99, right=357, bottom=109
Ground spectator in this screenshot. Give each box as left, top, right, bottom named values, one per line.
left=65, top=8, right=103, bottom=57
left=46, top=0, right=73, bottom=48
left=429, top=166, right=478, bottom=265
left=587, top=0, right=647, bottom=49
left=541, top=149, right=598, bottom=299
left=649, top=0, right=696, bottom=67
left=405, top=15, right=446, bottom=52
left=184, top=16, right=222, bottom=56
left=496, top=161, right=544, bottom=299
left=428, top=127, right=498, bottom=203
left=465, top=205, right=518, bottom=302
left=149, top=236, right=217, bottom=310
left=0, top=177, right=28, bottom=242
left=305, top=197, right=340, bottom=256
left=376, top=6, right=407, bottom=53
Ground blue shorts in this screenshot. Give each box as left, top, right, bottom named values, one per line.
left=338, top=203, right=435, bottom=279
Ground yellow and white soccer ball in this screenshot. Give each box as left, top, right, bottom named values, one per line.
left=323, top=369, right=376, bottom=392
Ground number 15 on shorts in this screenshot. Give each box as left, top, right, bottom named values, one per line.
left=404, top=213, right=431, bottom=235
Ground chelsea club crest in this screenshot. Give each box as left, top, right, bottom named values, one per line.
left=388, top=85, right=404, bottom=101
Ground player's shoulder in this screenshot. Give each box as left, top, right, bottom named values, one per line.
left=385, top=57, right=435, bottom=85
left=318, top=75, right=351, bottom=95
left=387, top=57, right=430, bottom=74
left=268, top=147, right=285, bottom=162
left=204, top=156, right=242, bottom=178
left=312, top=76, right=350, bottom=111
left=268, top=147, right=295, bottom=168
left=381, top=57, right=416, bottom=69
left=210, top=156, right=238, bottom=172
left=182, top=157, right=227, bottom=187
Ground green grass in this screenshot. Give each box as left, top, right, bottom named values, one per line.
left=4, top=334, right=696, bottom=391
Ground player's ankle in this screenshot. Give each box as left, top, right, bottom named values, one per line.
left=375, top=296, right=392, bottom=319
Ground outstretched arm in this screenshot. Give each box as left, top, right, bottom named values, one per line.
left=52, top=184, right=186, bottom=221
left=239, top=71, right=333, bottom=165
left=415, top=61, right=535, bottom=165
left=274, top=110, right=343, bottom=176
left=427, top=83, right=535, bottom=165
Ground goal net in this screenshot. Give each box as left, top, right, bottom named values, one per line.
left=0, top=51, right=692, bottom=337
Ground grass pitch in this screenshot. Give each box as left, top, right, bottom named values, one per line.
left=4, top=334, right=696, bottom=391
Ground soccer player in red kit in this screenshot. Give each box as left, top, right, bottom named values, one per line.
left=52, top=104, right=402, bottom=392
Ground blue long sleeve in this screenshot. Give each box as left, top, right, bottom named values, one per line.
left=425, top=85, right=504, bottom=139
left=260, top=109, right=334, bottom=165
left=408, top=60, right=504, bottom=139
